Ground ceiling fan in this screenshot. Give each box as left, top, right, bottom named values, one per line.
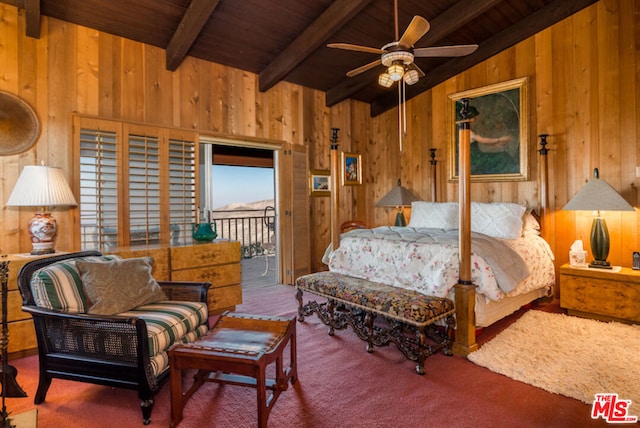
left=328, top=0, right=478, bottom=88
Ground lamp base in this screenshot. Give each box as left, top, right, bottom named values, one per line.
left=394, top=211, right=406, bottom=227
left=589, top=260, right=612, bottom=269
left=28, top=212, right=58, bottom=255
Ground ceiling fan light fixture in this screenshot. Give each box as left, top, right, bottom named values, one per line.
left=378, top=73, right=394, bottom=88
left=403, top=69, right=419, bottom=85
left=381, top=50, right=414, bottom=67
left=387, top=63, right=404, bottom=81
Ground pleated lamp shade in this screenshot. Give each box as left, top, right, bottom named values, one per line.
left=6, top=165, right=77, bottom=208
left=6, top=165, right=77, bottom=254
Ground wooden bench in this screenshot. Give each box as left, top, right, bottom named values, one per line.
left=295, top=271, right=455, bottom=374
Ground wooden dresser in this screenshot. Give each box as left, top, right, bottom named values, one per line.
left=170, top=241, right=242, bottom=315
left=559, top=263, right=640, bottom=324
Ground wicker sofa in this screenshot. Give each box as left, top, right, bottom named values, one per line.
left=17, top=251, right=211, bottom=425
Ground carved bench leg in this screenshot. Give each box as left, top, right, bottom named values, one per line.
left=327, top=298, right=336, bottom=336
left=443, top=315, right=455, bottom=356
left=365, top=311, right=375, bottom=353
left=295, top=288, right=305, bottom=322
left=415, top=329, right=426, bottom=375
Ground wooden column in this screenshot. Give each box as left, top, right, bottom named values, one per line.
left=330, top=128, right=340, bottom=251
left=453, top=99, right=478, bottom=356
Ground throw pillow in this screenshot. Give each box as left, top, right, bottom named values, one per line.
left=76, top=256, right=167, bottom=315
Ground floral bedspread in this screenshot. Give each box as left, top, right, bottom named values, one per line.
left=326, top=226, right=555, bottom=302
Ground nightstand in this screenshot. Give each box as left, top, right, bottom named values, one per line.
left=559, top=263, right=640, bottom=324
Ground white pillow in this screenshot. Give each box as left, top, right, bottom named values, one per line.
left=408, top=202, right=458, bottom=229
left=471, top=202, right=526, bottom=239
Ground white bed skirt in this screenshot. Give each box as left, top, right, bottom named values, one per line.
left=474, top=286, right=551, bottom=327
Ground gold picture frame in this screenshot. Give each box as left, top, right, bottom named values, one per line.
left=342, top=152, right=362, bottom=185
left=447, top=77, right=528, bottom=182
left=309, top=169, right=330, bottom=196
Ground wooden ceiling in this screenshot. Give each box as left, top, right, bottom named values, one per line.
left=4, top=0, right=598, bottom=116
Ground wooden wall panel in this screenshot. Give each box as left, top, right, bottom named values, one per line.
left=2, top=1, right=640, bottom=275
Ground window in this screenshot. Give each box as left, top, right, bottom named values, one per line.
left=73, top=116, right=198, bottom=250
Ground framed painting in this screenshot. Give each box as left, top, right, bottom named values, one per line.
left=309, top=169, right=330, bottom=196
left=447, top=77, right=528, bottom=182
left=342, top=152, right=362, bottom=185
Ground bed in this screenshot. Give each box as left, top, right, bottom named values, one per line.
left=326, top=110, right=554, bottom=355
left=324, top=202, right=556, bottom=328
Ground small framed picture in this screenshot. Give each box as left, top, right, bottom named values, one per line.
left=309, top=169, right=330, bottom=196
left=342, top=152, right=362, bottom=185
left=633, top=252, right=640, bottom=270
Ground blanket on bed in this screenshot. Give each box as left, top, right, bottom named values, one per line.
left=326, top=226, right=531, bottom=300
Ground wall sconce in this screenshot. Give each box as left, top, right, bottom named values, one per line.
left=6, top=164, right=78, bottom=254
left=563, top=168, right=635, bottom=268
left=376, top=179, right=419, bottom=226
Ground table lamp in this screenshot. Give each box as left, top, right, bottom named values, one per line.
left=376, top=179, right=419, bottom=226
left=563, top=168, right=634, bottom=269
left=6, top=164, right=78, bottom=255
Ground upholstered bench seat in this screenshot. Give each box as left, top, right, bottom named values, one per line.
left=295, top=271, right=455, bottom=374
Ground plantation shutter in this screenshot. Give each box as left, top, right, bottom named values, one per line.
left=74, top=117, right=121, bottom=250
left=73, top=116, right=198, bottom=250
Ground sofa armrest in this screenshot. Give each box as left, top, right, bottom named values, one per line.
left=158, top=281, right=210, bottom=303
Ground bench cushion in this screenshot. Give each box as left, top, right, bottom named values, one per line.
left=296, top=271, right=454, bottom=326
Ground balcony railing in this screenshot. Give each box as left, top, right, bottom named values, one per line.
left=80, top=207, right=276, bottom=257
left=211, top=207, right=275, bottom=259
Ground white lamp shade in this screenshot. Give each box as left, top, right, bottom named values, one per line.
left=6, top=165, right=78, bottom=208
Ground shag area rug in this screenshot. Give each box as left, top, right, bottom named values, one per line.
left=468, top=310, right=640, bottom=416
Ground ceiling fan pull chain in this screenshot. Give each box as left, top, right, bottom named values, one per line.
left=398, top=82, right=403, bottom=152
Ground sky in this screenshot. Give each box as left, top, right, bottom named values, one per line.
left=212, top=165, right=275, bottom=209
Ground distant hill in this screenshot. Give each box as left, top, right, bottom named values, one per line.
left=215, top=199, right=274, bottom=212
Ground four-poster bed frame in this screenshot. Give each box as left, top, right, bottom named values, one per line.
left=327, top=103, right=549, bottom=355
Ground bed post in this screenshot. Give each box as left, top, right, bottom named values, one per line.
left=538, top=134, right=549, bottom=234
left=330, top=128, right=340, bottom=251
left=429, top=148, right=437, bottom=202
left=453, top=99, right=478, bottom=356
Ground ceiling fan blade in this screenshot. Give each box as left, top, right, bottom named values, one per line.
left=414, top=44, right=479, bottom=58
left=346, top=59, right=382, bottom=77
left=327, top=43, right=383, bottom=55
left=398, top=16, right=430, bottom=48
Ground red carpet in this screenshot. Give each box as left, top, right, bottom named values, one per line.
left=7, top=283, right=608, bottom=427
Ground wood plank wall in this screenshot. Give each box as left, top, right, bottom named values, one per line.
left=1, top=1, right=639, bottom=274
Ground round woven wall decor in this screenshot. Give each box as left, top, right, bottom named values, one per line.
left=0, top=91, right=41, bottom=156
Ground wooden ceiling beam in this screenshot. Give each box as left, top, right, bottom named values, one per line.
left=370, top=0, right=599, bottom=116
left=325, top=0, right=501, bottom=107
left=25, top=0, right=41, bottom=38
left=166, top=0, right=221, bottom=71
left=259, top=0, right=374, bottom=93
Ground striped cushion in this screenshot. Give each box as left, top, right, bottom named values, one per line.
left=30, top=255, right=122, bottom=313
left=148, top=325, right=209, bottom=376
left=120, top=300, right=209, bottom=364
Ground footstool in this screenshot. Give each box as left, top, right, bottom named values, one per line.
left=169, top=312, right=297, bottom=428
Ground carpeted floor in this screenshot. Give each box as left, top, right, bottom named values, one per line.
left=468, top=310, right=640, bottom=418
left=5, top=280, right=614, bottom=427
